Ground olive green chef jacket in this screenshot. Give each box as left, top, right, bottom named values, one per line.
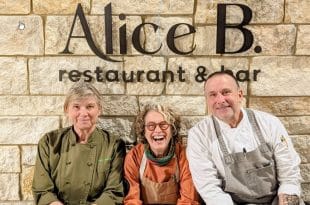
left=32, top=126, right=125, bottom=205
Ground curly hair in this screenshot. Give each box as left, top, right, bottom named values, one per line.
left=134, top=104, right=181, bottom=144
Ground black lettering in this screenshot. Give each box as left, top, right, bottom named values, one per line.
left=105, top=3, right=113, bottom=54
left=83, top=70, right=92, bottom=82
left=69, top=70, right=81, bottom=82
left=195, top=66, right=208, bottom=82
left=220, top=65, right=234, bottom=76
left=106, top=70, right=119, bottom=82
left=236, top=70, right=249, bottom=82
left=94, top=67, right=104, bottom=82
left=122, top=71, right=134, bottom=82
left=177, top=66, right=186, bottom=82
left=162, top=70, right=174, bottom=82
left=253, top=69, right=261, bottom=81
left=216, top=4, right=254, bottom=53
left=137, top=70, right=145, bottom=82
left=167, top=23, right=196, bottom=54
left=59, top=70, right=67, bottom=81
left=147, top=70, right=160, bottom=82
left=60, top=3, right=120, bottom=62
left=132, top=23, right=162, bottom=54
left=119, top=14, right=127, bottom=54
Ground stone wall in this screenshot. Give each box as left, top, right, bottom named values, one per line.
left=0, top=0, right=309, bottom=203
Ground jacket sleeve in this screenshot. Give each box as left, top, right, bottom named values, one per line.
left=123, top=148, right=143, bottom=205
left=177, top=146, right=200, bottom=205
left=186, top=127, right=234, bottom=205
left=267, top=116, right=302, bottom=196
left=32, top=135, right=59, bottom=205
left=94, top=138, right=126, bottom=205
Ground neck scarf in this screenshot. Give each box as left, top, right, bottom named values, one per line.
left=144, top=140, right=175, bottom=166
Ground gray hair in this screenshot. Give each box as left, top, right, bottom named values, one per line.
left=64, top=81, right=102, bottom=112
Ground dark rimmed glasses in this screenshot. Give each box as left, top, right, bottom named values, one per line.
left=145, top=121, right=170, bottom=131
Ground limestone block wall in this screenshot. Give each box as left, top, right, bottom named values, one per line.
left=0, top=0, right=309, bottom=203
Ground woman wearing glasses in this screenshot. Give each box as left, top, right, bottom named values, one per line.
left=123, top=104, right=199, bottom=204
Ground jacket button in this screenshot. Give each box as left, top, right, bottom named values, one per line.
left=87, top=162, right=93, bottom=166
left=66, top=161, right=71, bottom=165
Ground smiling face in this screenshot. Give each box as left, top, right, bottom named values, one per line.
left=205, top=73, right=243, bottom=127
left=65, top=96, right=101, bottom=133
left=144, top=110, right=172, bottom=157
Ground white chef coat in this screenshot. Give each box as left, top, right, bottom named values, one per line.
left=186, top=108, right=302, bottom=205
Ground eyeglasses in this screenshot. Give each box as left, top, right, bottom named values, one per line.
left=145, top=121, right=170, bottom=131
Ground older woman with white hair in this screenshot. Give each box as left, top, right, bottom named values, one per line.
left=32, top=81, right=125, bottom=205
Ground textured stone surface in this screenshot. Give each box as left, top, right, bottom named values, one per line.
left=166, top=57, right=249, bottom=95
left=280, top=117, right=310, bottom=135
left=45, top=16, right=102, bottom=55
left=139, top=96, right=206, bottom=116
left=302, top=183, right=310, bottom=202
left=291, top=135, right=310, bottom=164
left=0, top=16, right=43, bottom=55
left=29, top=57, right=124, bottom=94
left=143, top=17, right=193, bottom=56
left=0, top=57, right=27, bottom=94
left=224, top=25, right=296, bottom=55
left=0, top=117, right=59, bottom=144
left=0, top=96, right=65, bottom=115
left=21, top=166, right=34, bottom=200
left=124, top=56, right=166, bottom=95
left=98, top=117, right=135, bottom=144
left=0, top=0, right=30, bottom=14
left=193, top=26, right=217, bottom=55
left=92, top=0, right=193, bottom=14
left=296, top=25, right=310, bottom=55
left=300, top=164, right=310, bottom=183
left=0, top=146, right=20, bottom=172
left=250, top=57, right=310, bottom=96
left=33, top=0, right=90, bottom=14
left=195, top=0, right=284, bottom=24
left=285, top=0, right=310, bottom=23
left=249, top=97, right=310, bottom=116
left=22, top=146, right=37, bottom=166
left=0, top=0, right=309, bottom=202
left=0, top=174, right=19, bottom=200
left=179, top=116, right=206, bottom=136
left=46, top=15, right=141, bottom=55
left=102, top=96, right=138, bottom=116
left=0, top=202, right=34, bottom=205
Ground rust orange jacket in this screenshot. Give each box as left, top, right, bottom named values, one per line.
left=124, top=143, right=200, bottom=205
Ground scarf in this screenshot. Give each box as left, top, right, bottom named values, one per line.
left=144, top=140, right=175, bottom=166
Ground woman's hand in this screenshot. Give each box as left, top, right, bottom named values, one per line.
left=49, top=201, right=64, bottom=205
left=278, top=194, right=299, bottom=205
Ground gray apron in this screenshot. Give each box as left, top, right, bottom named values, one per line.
left=212, top=109, right=278, bottom=204
left=139, top=152, right=180, bottom=204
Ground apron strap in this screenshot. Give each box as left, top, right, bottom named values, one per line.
left=139, top=152, right=180, bottom=182
left=139, top=152, right=147, bottom=180
left=245, top=109, right=269, bottom=153
left=212, top=116, right=234, bottom=164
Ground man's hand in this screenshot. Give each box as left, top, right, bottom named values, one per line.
left=278, top=194, right=299, bottom=205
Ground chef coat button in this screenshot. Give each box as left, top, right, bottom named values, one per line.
left=87, top=162, right=93, bottom=166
